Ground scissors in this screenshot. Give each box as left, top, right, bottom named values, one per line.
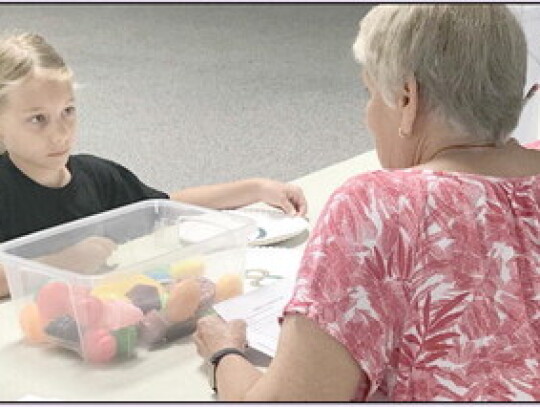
left=244, top=268, right=283, bottom=287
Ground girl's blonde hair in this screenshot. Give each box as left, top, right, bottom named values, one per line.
left=353, top=5, right=527, bottom=144
left=0, top=32, right=72, bottom=152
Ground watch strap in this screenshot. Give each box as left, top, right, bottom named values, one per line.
left=209, top=347, right=247, bottom=392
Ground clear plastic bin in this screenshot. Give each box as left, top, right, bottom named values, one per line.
left=0, top=200, right=255, bottom=363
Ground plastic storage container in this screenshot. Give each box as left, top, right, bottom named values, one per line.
left=0, top=200, right=254, bottom=363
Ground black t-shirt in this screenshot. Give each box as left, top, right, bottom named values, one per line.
left=0, top=153, right=169, bottom=243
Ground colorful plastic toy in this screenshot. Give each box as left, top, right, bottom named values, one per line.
left=19, top=302, right=47, bottom=343
left=126, top=284, right=162, bottom=314
left=72, top=294, right=103, bottom=328
left=82, top=328, right=117, bottom=363
left=45, top=315, right=80, bottom=343
left=102, top=300, right=144, bottom=331
left=112, top=325, right=138, bottom=358
left=165, top=278, right=201, bottom=323
left=169, top=257, right=205, bottom=280
left=35, top=281, right=71, bottom=322
left=138, top=310, right=169, bottom=346
left=215, top=273, right=243, bottom=302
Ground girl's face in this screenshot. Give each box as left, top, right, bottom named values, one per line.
left=0, top=71, right=76, bottom=182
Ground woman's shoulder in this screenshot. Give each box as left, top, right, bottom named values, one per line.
left=342, top=167, right=540, bottom=193
left=321, top=169, right=435, bottom=221
left=337, top=169, right=439, bottom=199
left=344, top=168, right=433, bottom=185
left=333, top=167, right=540, bottom=216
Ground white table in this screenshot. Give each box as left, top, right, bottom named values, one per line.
left=0, top=150, right=380, bottom=401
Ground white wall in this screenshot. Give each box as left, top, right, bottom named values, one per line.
left=510, top=5, right=540, bottom=144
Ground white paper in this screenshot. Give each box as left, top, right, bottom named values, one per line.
left=213, top=279, right=296, bottom=357
left=243, top=247, right=303, bottom=293
left=216, top=247, right=303, bottom=357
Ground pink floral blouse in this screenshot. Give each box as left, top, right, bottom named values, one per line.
left=283, top=169, right=540, bottom=401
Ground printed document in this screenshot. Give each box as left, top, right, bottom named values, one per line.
left=213, top=279, right=295, bottom=357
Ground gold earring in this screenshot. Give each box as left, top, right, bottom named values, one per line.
left=398, top=128, right=409, bottom=138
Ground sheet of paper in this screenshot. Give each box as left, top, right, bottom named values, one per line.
left=213, top=279, right=296, bottom=357
left=243, top=247, right=303, bottom=292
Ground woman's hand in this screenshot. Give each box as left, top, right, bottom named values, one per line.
left=193, top=315, right=247, bottom=359
left=256, top=179, right=307, bottom=217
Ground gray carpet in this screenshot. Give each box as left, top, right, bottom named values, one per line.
left=0, top=4, right=373, bottom=193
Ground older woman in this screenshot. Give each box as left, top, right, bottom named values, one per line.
left=193, top=5, right=540, bottom=401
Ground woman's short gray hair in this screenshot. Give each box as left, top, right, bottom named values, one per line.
left=353, top=5, right=528, bottom=143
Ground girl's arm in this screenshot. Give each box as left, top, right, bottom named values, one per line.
left=169, top=178, right=307, bottom=216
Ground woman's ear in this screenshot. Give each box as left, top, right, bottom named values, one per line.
left=398, top=76, right=418, bottom=137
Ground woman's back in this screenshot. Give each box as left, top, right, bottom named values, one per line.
left=286, top=167, right=540, bottom=400
left=395, top=169, right=540, bottom=400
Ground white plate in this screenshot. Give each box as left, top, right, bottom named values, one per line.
left=227, top=208, right=309, bottom=246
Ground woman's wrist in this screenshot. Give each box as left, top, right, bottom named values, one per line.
left=208, top=347, right=248, bottom=392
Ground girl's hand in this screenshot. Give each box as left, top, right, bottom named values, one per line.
left=257, top=179, right=307, bottom=216
left=193, top=315, right=247, bottom=359
left=41, top=236, right=117, bottom=274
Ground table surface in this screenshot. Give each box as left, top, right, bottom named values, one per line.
left=0, top=150, right=380, bottom=401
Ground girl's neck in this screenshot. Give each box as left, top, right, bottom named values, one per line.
left=9, top=154, right=71, bottom=188
left=30, top=167, right=71, bottom=188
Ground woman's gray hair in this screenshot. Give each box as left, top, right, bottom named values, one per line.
left=353, top=5, right=528, bottom=144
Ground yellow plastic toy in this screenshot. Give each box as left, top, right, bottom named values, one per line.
left=169, top=257, right=205, bottom=280
left=91, top=274, right=164, bottom=301
left=19, top=302, right=47, bottom=343
left=215, top=273, right=243, bottom=302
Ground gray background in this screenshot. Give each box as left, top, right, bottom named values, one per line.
left=0, top=4, right=373, bottom=193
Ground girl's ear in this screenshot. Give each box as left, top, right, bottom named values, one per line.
left=397, top=76, right=418, bottom=138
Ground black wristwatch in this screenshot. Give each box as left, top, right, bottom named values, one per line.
left=208, top=347, right=247, bottom=393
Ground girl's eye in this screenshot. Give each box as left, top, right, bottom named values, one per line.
left=64, top=106, right=76, bottom=116
left=29, top=114, right=47, bottom=125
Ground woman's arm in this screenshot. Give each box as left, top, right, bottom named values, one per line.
left=194, top=314, right=367, bottom=401
left=169, top=178, right=307, bottom=216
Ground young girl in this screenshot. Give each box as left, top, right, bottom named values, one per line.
left=0, top=33, right=307, bottom=296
